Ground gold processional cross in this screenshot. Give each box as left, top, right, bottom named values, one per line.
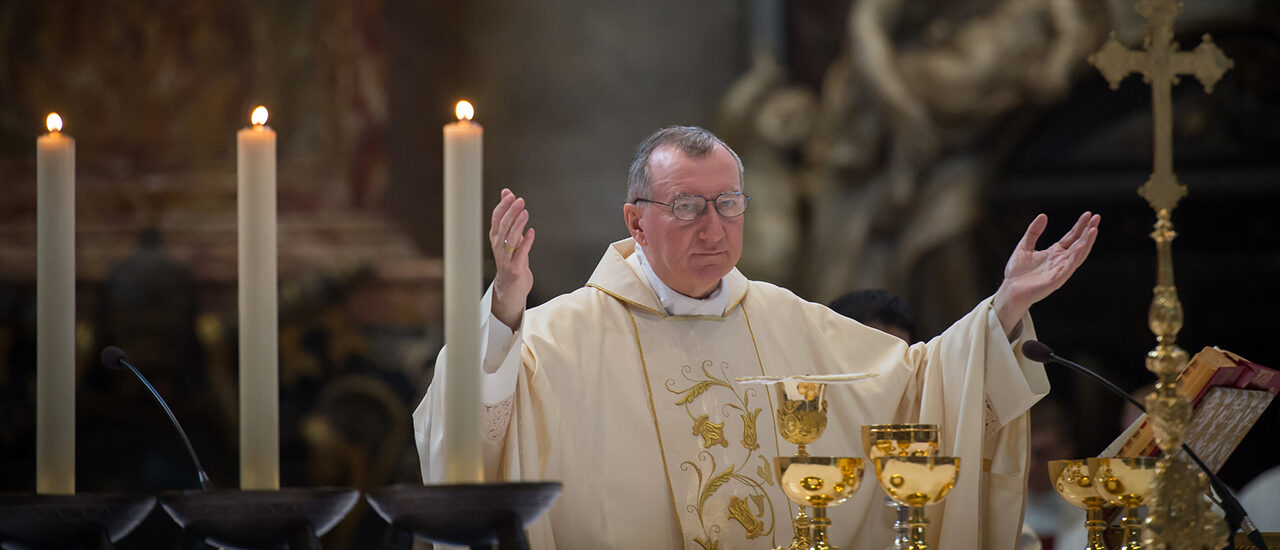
left=1088, top=0, right=1233, bottom=548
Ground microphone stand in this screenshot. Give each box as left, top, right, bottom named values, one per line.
left=1028, top=342, right=1267, bottom=550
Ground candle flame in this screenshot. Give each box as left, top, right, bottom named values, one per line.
left=455, top=100, right=475, bottom=122
left=251, top=106, right=269, bottom=126
left=46, top=113, right=63, bottom=133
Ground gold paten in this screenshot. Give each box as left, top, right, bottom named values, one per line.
left=1048, top=459, right=1109, bottom=550
left=1089, top=457, right=1159, bottom=550
left=863, top=424, right=941, bottom=549
left=1088, top=0, right=1233, bottom=547
left=872, top=456, right=962, bottom=550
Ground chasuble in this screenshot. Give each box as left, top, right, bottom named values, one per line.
left=415, top=238, right=1049, bottom=549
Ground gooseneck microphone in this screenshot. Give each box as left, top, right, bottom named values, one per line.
left=1021, top=340, right=1266, bottom=550
left=100, top=346, right=212, bottom=491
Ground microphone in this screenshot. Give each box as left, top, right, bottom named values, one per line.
left=1021, top=340, right=1266, bottom=550
left=101, top=346, right=212, bottom=491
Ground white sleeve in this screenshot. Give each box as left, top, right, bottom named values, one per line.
left=414, top=284, right=525, bottom=483
left=480, top=285, right=522, bottom=404
left=983, top=309, right=1050, bottom=428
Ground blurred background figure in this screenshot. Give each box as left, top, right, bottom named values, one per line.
left=828, top=289, right=916, bottom=342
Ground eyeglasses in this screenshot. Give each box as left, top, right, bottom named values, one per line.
left=633, top=192, right=751, bottom=221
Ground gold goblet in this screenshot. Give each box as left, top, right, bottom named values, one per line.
left=775, top=456, right=865, bottom=550
left=1087, top=457, right=1158, bottom=550
left=861, top=424, right=940, bottom=459
left=737, top=374, right=878, bottom=550
left=862, top=424, right=940, bottom=550
left=872, top=456, right=960, bottom=550
left=1048, top=459, right=1108, bottom=550
left=776, top=381, right=828, bottom=457
left=774, top=380, right=830, bottom=550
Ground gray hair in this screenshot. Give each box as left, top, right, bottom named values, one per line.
left=626, top=126, right=744, bottom=203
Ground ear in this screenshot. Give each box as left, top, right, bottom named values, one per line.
left=623, top=203, right=646, bottom=246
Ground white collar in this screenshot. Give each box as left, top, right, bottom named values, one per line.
left=633, top=246, right=728, bottom=316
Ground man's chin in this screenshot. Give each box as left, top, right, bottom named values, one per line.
left=690, top=262, right=733, bottom=283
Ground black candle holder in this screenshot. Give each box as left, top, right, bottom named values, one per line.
left=158, top=487, right=359, bottom=550
left=366, top=482, right=561, bottom=550
left=0, top=492, right=156, bottom=549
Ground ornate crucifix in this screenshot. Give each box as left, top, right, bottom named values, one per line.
left=1088, top=0, right=1233, bottom=548
left=1090, top=0, right=1233, bottom=214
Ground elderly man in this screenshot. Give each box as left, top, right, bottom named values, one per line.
left=416, top=126, right=1099, bottom=549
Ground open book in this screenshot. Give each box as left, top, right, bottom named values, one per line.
left=1101, top=347, right=1278, bottom=471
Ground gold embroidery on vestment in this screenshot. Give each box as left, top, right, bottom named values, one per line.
left=625, top=305, right=684, bottom=545
left=741, top=301, right=794, bottom=524
left=666, top=357, right=777, bottom=544
left=615, top=283, right=788, bottom=548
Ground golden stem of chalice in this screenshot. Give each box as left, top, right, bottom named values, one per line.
left=862, top=424, right=939, bottom=550
left=1047, top=459, right=1108, bottom=550
left=872, top=456, right=961, bottom=550
left=1087, top=457, right=1158, bottom=550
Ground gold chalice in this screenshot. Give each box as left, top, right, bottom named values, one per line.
left=872, top=456, right=960, bottom=550
left=775, top=381, right=828, bottom=457
left=775, top=456, right=865, bottom=550
left=1087, top=457, right=1158, bottom=550
left=773, top=380, right=830, bottom=550
left=1048, top=459, right=1108, bottom=550
left=736, top=373, right=878, bottom=550
left=862, top=424, right=940, bottom=550
left=861, top=424, right=940, bottom=459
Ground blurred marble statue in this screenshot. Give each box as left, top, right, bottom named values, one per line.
left=720, top=0, right=1102, bottom=328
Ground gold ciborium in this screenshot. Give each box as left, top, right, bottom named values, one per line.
left=872, top=456, right=960, bottom=550
left=1087, top=457, right=1158, bottom=550
left=862, top=424, right=939, bottom=550
left=775, top=456, right=865, bottom=550
left=1048, top=459, right=1108, bottom=550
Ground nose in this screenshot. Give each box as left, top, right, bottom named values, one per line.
left=697, top=208, right=727, bottom=241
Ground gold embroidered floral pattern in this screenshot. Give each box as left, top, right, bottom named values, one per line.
left=757, top=456, right=774, bottom=486
left=693, top=415, right=729, bottom=448
left=727, top=496, right=765, bottom=539
left=668, top=360, right=776, bottom=546
left=740, top=408, right=761, bottom=451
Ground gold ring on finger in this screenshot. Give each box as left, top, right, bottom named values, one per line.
left=503, top=239, right=516, bottom=254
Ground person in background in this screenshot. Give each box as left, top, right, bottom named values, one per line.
left=828, top=289, right=916, bottom=342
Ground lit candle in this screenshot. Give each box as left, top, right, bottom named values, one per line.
left=36, top=113, right=75, bottom=494
left=237, top=106, right=279, bottom=489
left=442, top=100, right=483, bottom=482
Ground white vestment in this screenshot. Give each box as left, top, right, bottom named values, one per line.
left=415, top=238, right=1049, bottom=549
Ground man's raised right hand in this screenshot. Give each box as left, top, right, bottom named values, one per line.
left=489, top=188, right=536, bottom=329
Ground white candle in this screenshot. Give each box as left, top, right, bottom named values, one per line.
left=442, top=100, right=483, bottom=483
left=237, top=106, right=279, bottom=489
left=36, top=113, right=75, bottom=495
